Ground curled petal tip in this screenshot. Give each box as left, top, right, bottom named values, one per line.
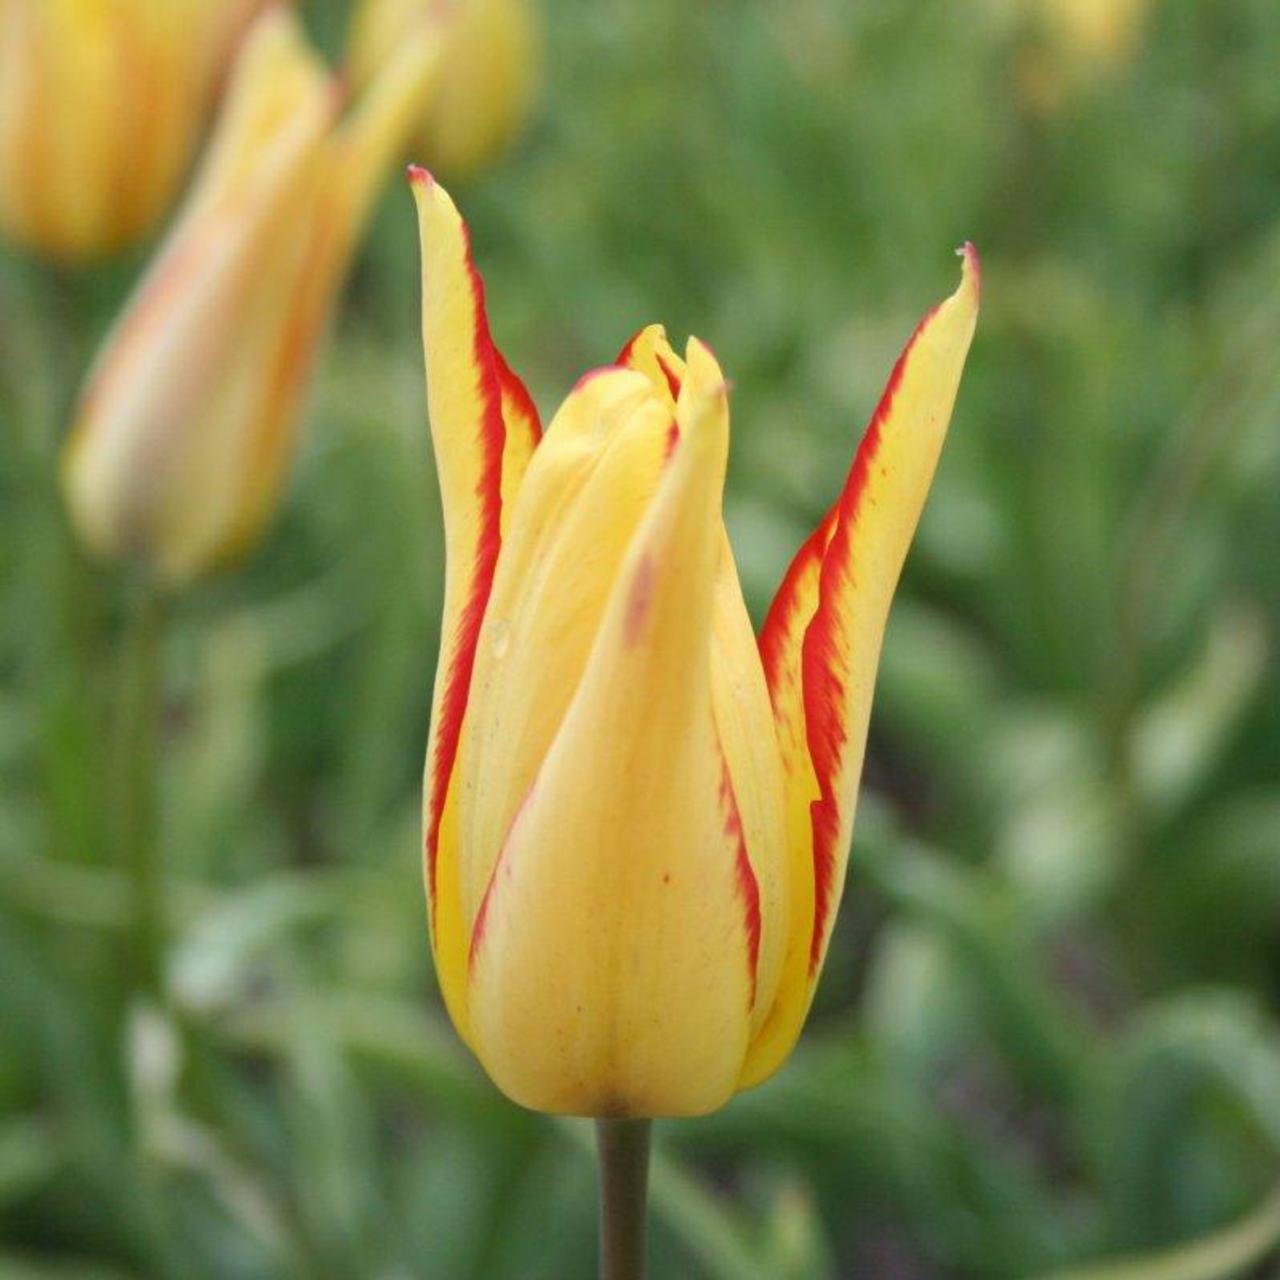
left=407, top=163, right=435, bottom=188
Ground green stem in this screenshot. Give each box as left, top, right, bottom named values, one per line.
left=117, top=587, right=168, bottom=997
left=596, top=1119, right=652, bottom=1280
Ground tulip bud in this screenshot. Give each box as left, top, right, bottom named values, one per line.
left=0, top=0, right=273, bottom=262
left=349, top=0, right=540, bottom=178
left=412, top=173, right=980, bottom=1117
left=986, top=0, right=1152, bottom=114
left=1040, top=0, right=1150, bottom=69
left=62, top=6, right=442, bottom=585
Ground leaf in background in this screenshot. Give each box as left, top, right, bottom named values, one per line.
left=987, top=706, right=1123, bottom=924
left=759, top=1178, right=838, bottom=1280
left=1031, top=1182, right=1280, bottom=1280
left=1130, top=607, right=1269, bottom=822
left=1094, top=991, right=1280, bottom=1249
left=169, top=873, right=341, bottom=1014
left=0, top=1118, right=63, bottom=1210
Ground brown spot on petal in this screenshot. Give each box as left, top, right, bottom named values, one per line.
left=623, top=553, right=656, bottom=646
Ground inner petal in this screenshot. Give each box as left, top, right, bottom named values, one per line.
left=456, top=368, right=673, bottom=924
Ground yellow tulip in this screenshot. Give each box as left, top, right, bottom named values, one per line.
left=62, top=6, right=442, bottom=586
left=348, top=0, right=539, bottom=178
left=1040, top=0, right=1151, bottom=69
left=984, top=0, right=1153, bottom=113
left=411, top=171, right=980, bottom=1117
left=0, top=0, right=273, bottom=262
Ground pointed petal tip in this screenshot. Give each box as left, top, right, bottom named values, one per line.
left=409, top=166, right=454, bottom=223
left=674, top=340, right=731, bottom=477
left=682, top=336, right=729, bottom=402
left=685, top=334, right=719, bottom=367
left=956, top=241, right=981, bottom=300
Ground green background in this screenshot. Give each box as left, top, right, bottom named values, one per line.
left=3, top=1, right=1280, bottom=1276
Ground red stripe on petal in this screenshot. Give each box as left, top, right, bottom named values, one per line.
left=494, top=345, right=542, bottom=447
left=424, top=224, right=509, bottom=915
left=662, top=420, right=680, bottom=463
left=616, top=330, right=684, bottom=403
left=800, top=306, right=937, bottom=972
left=758, top=510, right=834, bottom=695
left=615, top=329, right=643, bottom=366
left=655, top=350, right=684, bottom=402
left=467, top=857, right=498, bottom=968
left=468, top=781, right=536, bottom=967
left=719, top=755, right=761, bottom=1008
left=622, top=552, right=657, bottom=647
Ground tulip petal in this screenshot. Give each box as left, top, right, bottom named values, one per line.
left=616, top=324, right=687, bottom=410
left=619, top=326, right=789, bottom=1031
left=228, top=26, right=476, bottom=565
left=456, top=367, right=671, bottom=929
left=419, top=0, right=541, bottom=178
left=225, top=32, right=463, bottom=561
left=189, top=9, right=336, bottom=213
left=349, top=0, right=539, bottom=177
left=0, top=0, right=270, bottom=261
left=743, top=246, right=980, bottom=1087
left=411, top=170, right=542, bottom=1036
left=711, top=531, right=790, bottom=1033
left=61, top=9, right=338, bottom=581
left=466, top=341, right=758, bottom=1117
left=495, top=347, right=543, bottom=536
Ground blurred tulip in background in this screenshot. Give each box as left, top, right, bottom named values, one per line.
left=988, top=0, right=1155, bottom=112
left=0, top=0, right=272, bottom=262
left=61, top=4, right=446, bottom=585
left=1040, top=0, right=1152, bottom=68
left=350, top=0, right=540, bottom=178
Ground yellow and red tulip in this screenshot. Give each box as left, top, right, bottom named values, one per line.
left=62, top=5, right=441, bottom=586
left=0, top=0, right=272, bottom=262
left=412, top=172, right=981, bottom=1117
left=349, top=0, right=540, bottom=178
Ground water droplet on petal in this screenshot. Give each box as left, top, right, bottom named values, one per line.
left=491, top=619, right=511, bottom=660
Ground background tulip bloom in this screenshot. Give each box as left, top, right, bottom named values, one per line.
left=412, top=172, right=979, bottom=1118
left=349, top=0, right=540, bottom=178
left=62, top=6, right=442, bottom=585
left=986, top=0, right=1153, bottom=113
left=0, top=0, right=270, bottom=262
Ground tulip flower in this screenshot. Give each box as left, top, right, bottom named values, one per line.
left=0, top=0, right=271, bottom=262
left=1040, top=0, right=1151, bottom=68
left=349, top=0, right=539, bottom=178
left=986, top=0, right=1152, bottom=113
left=411, top=171, right=980, bottom=1120
left=62, top=5, right=443, bottom=585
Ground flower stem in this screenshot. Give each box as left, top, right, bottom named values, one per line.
left=117, top=586, right=167, bottom=997
left=596, top=1118, right=652, bottom=1280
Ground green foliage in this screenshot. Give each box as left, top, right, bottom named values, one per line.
left=3, top=0, right=1280, bottom=1275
